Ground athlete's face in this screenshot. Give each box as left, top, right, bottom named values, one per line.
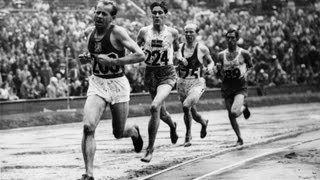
left=94, top=3, right=113, bottom=28
left=184, top=28, right=196, bottom=44
left=151, top=6, right=166, bottom=26
left=226, top=32, right=237, bottom=48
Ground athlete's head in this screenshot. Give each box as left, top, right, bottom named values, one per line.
left=94, top=0, right=118, bottom=28
left=150, top=1, right=168, bottom=26
left=225, top=28, right=239, bottom=48
left=184, top=23, right=199, bottom=44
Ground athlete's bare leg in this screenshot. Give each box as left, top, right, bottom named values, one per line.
left=141, top=84, right=174, bottom=163
left=231, top=94, right=245, bottom=117
left=110, top=102, right=143, bottom=152
left=191, top=106, right=208, bottom=138
left=82, top=95, right=106, bottom=177
left=182, top=106, right=192, bottom=147
left=182, top=88, right=207, bottom=146
left=160, top=104, right=178, bottom=144
left=225, top=98, right=243, bottom=145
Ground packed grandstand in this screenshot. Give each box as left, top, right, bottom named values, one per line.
left=0, top=0, right=319, bottom=100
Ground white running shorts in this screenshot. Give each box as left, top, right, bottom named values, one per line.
left=87, top=75, right=130, bottom=104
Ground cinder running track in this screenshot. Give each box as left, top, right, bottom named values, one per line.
left=1, top=103, right=320, bottom=180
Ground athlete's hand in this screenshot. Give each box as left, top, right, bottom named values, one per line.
left=78, top=52, right=92, bottom=64
left=97, top=53, right=119, bottom=66
left=178, top=57, right=188, bottom=66
left=204, top=67, right=214, bottom=75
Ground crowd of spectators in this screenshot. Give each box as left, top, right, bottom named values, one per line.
left=1, top=1, right=320, bottom=101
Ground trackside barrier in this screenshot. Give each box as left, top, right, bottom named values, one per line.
left=0, top=85, right=319, bottom=116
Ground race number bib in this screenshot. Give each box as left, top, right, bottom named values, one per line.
left=179, top=68, right=201, bottom=79
left=144, top=49, right=169, bottom=66
left=92, top=53, right=123, bottom=76
left=224, top=67, right=241, bottom=79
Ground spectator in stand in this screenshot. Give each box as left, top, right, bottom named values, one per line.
left=46, top=76, right=58, bottom=98
left=12, top=68, right=22, bottom=98
left=39, top=60, right=53, bottom=87
left=2, top=2, right=320, bottom=100
left=297, top=64, right=313, bottom=84
left=20, top=75, right=36, bottom=99
left=0, top=81, right=10, bottom=101
left=55, top=72, right=68, bottom=97
left=6, top=72, right=17, bottom=97
left=20, top=64, right=32, bottom=83
left=256, top=69, right=269, bottom=96
left=33, top=75, right=46, bottom=98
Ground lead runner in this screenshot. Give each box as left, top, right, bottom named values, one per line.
left=78, top=1, right=145, bottom=179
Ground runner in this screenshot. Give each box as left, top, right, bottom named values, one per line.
left=136, top=1, right=180, bottom=163
left=78, top=1, right=145, bottom=179
left=216, top=28, right=253, bottom=146
left=176, top=23, right=214, bottom=147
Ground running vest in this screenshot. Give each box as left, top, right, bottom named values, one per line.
left=142, top=25, right=174, bottom=67
left=178, top=43, right=203, bottom=79
left=88, top=25, right=125, bottom=79
left=221, top=47, right=247, bottom=80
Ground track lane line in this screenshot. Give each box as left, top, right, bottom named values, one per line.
left=194, top=137, right=320, bottom=180
left=139, top=127, right=320, bottom=180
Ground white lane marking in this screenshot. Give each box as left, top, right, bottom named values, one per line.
left=139, top=127, right=320, bottom=180
left=193, top=137, right=320, bottom=180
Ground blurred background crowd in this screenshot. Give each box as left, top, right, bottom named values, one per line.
left=0, top=0, right=320, bottom=101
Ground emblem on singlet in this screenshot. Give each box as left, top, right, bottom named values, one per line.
left=94, top=42, right=102, bottom=53
left=151, top=40, right=163, bottom=48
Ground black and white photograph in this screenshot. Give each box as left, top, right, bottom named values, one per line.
left=1, top=0, right=320, bottom=179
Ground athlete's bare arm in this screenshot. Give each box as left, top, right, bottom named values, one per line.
left=172, top=28, right=188, bottom=65
left=216, top=52, right=224, bottom=79
left=97, top=26, right=145, bottom=66
left=171, top=28, right=180, bottom=52
left=242, top=50, right=253, bottom=69
left=173, top=43, right=183, bottom=66
left=200, top=44, right=214, bottom=72
left=136, top=27, right=147, bottom=47
left=78, top=27, right=95, bottom=64
left=241, top=50, right=253, bottom=78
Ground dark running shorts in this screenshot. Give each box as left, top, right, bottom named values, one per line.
left=221, top=77, right=248, bottom=99
left=145, top=65, right=177, bottom=94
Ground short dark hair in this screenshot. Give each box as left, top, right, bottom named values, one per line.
left=150, top=1, right=168, bottom=14
left=225, top=28, right=239, bottom=40
left=96, top=0, right=118, bottom=16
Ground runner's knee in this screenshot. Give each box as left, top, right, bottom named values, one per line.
left=229, top=111, right=239, bottom=119
left=83, top=124, right=95, bottom=136
left=231, top=106, right=241, bottom=117
left=150, top=104, right=159, bottom=114
left=182, top=106, right=190, bottom=114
